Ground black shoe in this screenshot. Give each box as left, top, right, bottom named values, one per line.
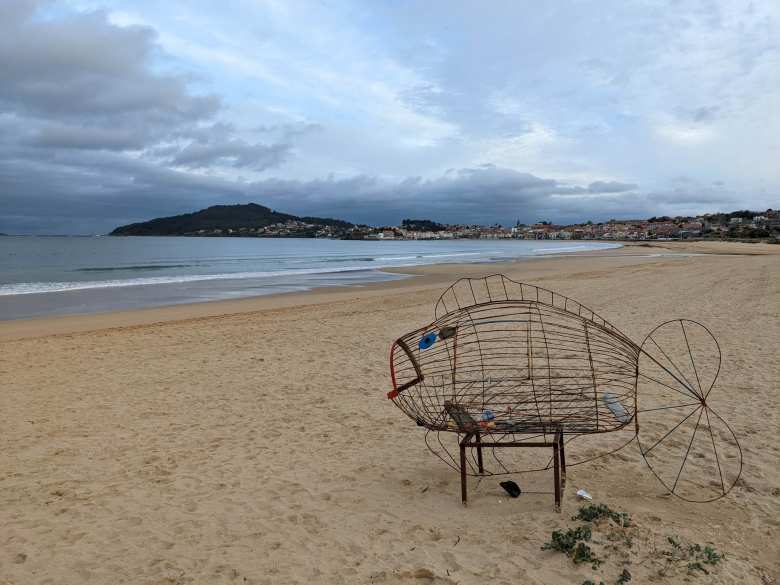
left=499, top=480, right=521, bottom=498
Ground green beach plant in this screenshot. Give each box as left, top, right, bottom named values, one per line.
left=542, top=525, right=603, bottom=570
left=574, top=503, right=631, bottom=527
left=660, top=536, right=723, bottom=578
left=542, top=525, right=593, bottom=554
left=547, top=504, right=722, bottom=584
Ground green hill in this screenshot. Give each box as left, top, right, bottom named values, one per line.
left=110, top=203, right=353, bottom=236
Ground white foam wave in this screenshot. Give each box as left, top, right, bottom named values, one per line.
left=532, top=244, right=620, bottom=255
left=0, top=265, right=384, bottom=296
left=0, top=244, right=621, bottom=297
left=374, top=251, right=485, bottom=261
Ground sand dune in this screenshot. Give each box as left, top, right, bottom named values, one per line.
left=1, top=242, right=778, bottom=584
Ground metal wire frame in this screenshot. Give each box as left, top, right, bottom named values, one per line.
left=636, top=319, right=743, bottom=503
left=388, top=275, right=743, bottom=504
left=424, top=425, right=638, bottom=478
left=391, top=301, right=639, bottom=432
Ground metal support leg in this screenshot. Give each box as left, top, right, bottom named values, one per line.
left=558, top=430, right=566, bottom=487
left=553, top=439, right=561, bottom=512
left=455, top=435, right=563, bottom=508
left=460, top=434, right=469, bottom=505
left=475, top=432, right=484, bottom=474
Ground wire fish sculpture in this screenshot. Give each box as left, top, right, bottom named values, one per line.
left=387, top=274, right=742, bottom=507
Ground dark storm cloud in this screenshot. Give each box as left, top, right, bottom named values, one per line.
left=0, top=151, right=249, bottom=234
left=245, top=166, right=648, bottom=226
left=0, top=1, right=292, bottom=232
left=27, top=123, right=152, bottom=151
left=245, top=166, right=759, bottom=227
left=0, top=142, right=751, bottom=235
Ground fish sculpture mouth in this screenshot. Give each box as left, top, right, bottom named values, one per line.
left=387, top=337, right=425, bottom=399
left=387, top=274, right=743, bottom=505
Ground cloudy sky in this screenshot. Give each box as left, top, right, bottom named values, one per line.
left=1, top=0, right=778, bottom=234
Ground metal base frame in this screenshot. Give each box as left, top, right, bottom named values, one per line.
left=458, top=427, right=567, bottom=510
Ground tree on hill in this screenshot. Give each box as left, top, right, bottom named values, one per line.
left=401, top=219, right=446, bottom=232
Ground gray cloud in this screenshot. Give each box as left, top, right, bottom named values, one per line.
left=27, top=123, right=151, bottom=151
left=244, top=167, right=688, bottom=226
left=587, top=181, right=638, bottom=193
left=0, top=145, right=768, bottom=234
left=0, top=4, right=218, bottom=123
left=0, top=0, right=777, bottom=234
left=690, top=106, right=720, bottom=123
left=253, top=123, right=323, bottom=140
left=0, top=0, right=291, bottom=225
left=168, top=139, right=290, bottom=171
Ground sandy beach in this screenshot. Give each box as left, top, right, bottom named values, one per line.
left=1, top=241, right=778, bottom=585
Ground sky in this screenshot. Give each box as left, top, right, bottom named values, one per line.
left=0, top=0, right=778, bottom=234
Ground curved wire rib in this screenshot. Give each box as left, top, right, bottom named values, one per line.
left=636, top=319, right=742, bottom=502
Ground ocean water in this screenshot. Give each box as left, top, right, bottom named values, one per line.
left=0, top=236, right=620, bottom=320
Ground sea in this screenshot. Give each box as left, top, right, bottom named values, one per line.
left=0, top=236, right=621, bottom=320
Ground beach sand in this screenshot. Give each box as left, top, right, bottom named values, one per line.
left=1, top=241, right=778, bottom=584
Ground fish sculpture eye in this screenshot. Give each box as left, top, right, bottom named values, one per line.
left=418, top=331, right=437, bottom=350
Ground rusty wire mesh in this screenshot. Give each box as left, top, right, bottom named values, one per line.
left=388, top=274, right=742, bottom=503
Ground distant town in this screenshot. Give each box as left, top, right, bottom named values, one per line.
left=227, top=209, right=780, bottom=241
left=109, top=203, right=780, bottom=242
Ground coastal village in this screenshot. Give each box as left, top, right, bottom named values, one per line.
left=207, top=209, right=780, bottom=241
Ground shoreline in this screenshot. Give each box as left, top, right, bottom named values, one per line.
left=1, top=240, right=774, bottom=341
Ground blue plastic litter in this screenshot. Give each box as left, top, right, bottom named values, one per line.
left=418, top=331, right=438, bottom=350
